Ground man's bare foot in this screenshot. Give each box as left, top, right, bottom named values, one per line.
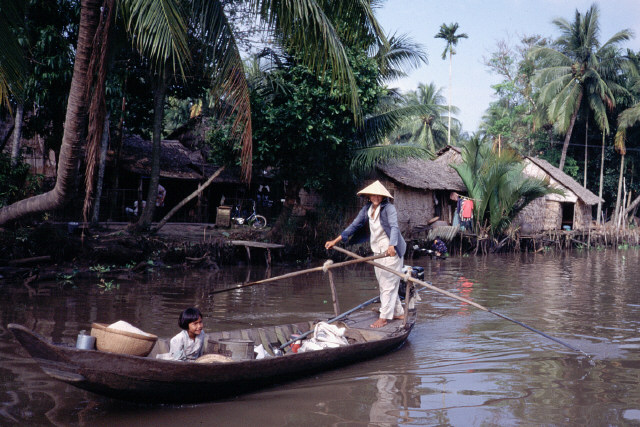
left=370, top=318, right=387, bottom=328
left=393, top=315, right=405, bottom=320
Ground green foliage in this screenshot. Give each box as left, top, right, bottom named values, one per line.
left=0, top=153, right=43, bottom=208
left=251, top=46, right=385, bottom=200
left=452, top=136, right=563, bottom=236
left=97, top=278, right=119, bottom=291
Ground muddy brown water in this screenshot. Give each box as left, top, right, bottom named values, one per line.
left=2, top=249, right=640, bottom=426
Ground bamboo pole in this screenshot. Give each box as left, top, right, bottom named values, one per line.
left=331, top=246, right=586, bottom=355
left=325, top=263, right=341, bottom=317
left=209, top=253, right=388, bottom=295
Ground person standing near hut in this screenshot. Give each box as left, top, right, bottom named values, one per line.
left=325, top=181, right=406, bottom=328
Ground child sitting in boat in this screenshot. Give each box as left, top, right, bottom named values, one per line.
left=156, top=307, right=206, bottom=361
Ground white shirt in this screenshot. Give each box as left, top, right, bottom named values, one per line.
left=368, top=204, right=390, bottom=254
left=156, top=330, right=206, bottom=361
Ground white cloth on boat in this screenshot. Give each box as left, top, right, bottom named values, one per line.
left=297, top=322, right=348, bottom=353
left=156, top=330, right=206, bottom=361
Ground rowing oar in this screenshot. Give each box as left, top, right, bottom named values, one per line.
left=276, top=294, right=381, bottom=352
left=209, top=253, right=389, bottom=295
left=331, top=246, right=587, bottom=355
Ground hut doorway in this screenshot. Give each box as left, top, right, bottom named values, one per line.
left=561, top=202, right=575, bottom=230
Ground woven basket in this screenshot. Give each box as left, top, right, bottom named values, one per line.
left=91, top=323, right=158, bottom=357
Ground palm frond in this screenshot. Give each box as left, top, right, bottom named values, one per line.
left=121, top=0, right=190, bottom=75
left=0, top=0, right=25, bottom=108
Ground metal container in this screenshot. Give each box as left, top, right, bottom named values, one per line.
left=76, top=330, right=96, bottom=350
left=218, top=339, right=255, bottom=360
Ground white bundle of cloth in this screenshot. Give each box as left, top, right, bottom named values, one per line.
left=297, top=322, right=349, bottom=353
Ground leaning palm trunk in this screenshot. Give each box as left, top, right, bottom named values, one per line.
left=0, top=0, right=101, bottom=226
left=558, top=91, right=583, bottom=172
left=152, top=166, right=225, bottom=233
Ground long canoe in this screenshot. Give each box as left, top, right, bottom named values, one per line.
left=8, top=307, right=416, bottom=404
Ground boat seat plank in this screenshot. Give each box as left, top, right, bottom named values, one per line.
left=257, top=329, right=274, bottom=356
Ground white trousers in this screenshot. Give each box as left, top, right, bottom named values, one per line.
left=374, top=254, right=404, bottom=320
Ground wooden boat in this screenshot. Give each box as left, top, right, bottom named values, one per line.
left=8, top=306, right=416, bottom=404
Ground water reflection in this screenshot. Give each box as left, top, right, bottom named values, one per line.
left=1, top=249, right=640, bottom=425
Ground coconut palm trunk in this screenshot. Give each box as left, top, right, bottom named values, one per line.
left=133, top=69, right=168, bottom=231
left=447, top=50, right=452, bottom=145
left=0, top=0, right=101, bottom=225
left=10, top=103, right=24, bottom=166
left=558, top=90, right=582, bottom=171
left=596, top=130, right=606, bottom=224
left=614, top=153, right=625, bottom=228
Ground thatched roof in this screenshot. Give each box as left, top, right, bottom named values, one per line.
left=525, top=156, right=603, bottom=205
left=377, top=156, right=467, bottom=191
left=116, top=134, right=241, bottom=183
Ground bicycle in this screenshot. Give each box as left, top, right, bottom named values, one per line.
left=231, top=200, right=267, bottom=229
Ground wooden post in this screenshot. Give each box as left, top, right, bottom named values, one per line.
left=327, top=270, right=340, bottom=317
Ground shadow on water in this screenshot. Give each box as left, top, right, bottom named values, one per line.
left=2, top=249, right=640, bottom=425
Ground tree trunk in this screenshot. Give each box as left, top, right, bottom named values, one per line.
left=558, top=90, right=583, bottom=172
left=108, top=81, right=127, bottom=221
left=447, top=51, right=452, bottom=146
left=623, top=194, right=640, bottom=218
left=596, top=130, right=606, bottom=224
left=152, top=166, right=225, bottom=233
left=583, top=115, right=588, bottom=188
left=10, top=103, right=24, bottom=166
left=0, top=0, right=101, bottom=226
left=91, top=112, right=110, bottom=226
left=613, top=153, right=625, bottom=228
left=134, top=69, right=168, bottom=231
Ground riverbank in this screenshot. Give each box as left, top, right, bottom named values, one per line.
left=3, top=221, right=640, bottom=287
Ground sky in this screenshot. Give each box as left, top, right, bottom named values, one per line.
left=376, top=0, right=640, bottom=133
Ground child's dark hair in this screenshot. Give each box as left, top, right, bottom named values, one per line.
left=178, top=307, right=202, bottom=330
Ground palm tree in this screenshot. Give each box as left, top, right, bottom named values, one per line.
left=613, top=55, right=640, bottom=226
left=529, top=4, right=632, bottom=172
left=0, top=0, right=387, bottom=226
left=435, top=22, right=467, bottom=146
left=400, top=83, right=452, bottom=151
left=451, top=135, right=563, bottom=237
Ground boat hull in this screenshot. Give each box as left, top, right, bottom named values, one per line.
left=8, top=311, right=415, bottom=403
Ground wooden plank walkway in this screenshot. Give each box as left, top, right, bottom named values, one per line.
left=230, top=240, right=285, bottom=266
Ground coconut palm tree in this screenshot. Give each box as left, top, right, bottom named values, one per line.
left=451, top=135, right=563, bottom=237
left=613, top=54, right=640, bottom=226
left=0, top=0, right=387, bottom=226
left=529, top=4, right=632, bottom=172
left=435, top=22, right=467, bottom=146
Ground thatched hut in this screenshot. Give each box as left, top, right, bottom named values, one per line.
left=514, top=157, right=603, bottom=233
left=105, top=134, right=244, bottom=222
left=375, top=150, right=467, bottom=234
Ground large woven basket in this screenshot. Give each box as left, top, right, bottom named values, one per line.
left=91, top=323, right=158, bottom=357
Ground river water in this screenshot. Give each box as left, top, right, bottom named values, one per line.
left=2, top=249, right=640, bottom=426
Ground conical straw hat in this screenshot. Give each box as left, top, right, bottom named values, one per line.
left=357, top=180, right=393, bottom=199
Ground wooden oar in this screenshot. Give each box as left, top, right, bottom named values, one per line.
left=331, top=246, right=587, bottom=355
left=209, top=253, right=389, bottom=295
